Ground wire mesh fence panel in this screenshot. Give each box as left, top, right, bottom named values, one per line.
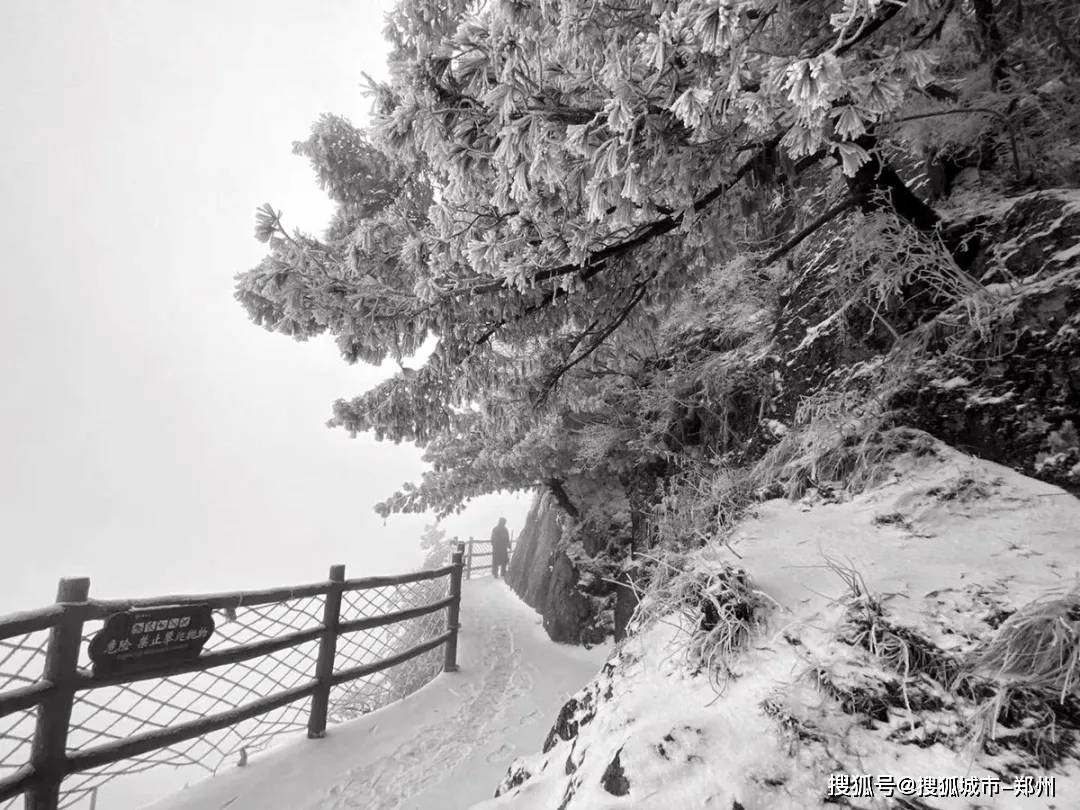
left=54, top=774, right=97, bottom=810
left=0, top=704, right=36, bottom=772
left=1, top=705, right=37, bottom=800
left=332, top=578, right=449, bottom=719
left=58, top=594, right=325, bottom=805
left=382, top=643, right=444, bottom=702
left=379, top=578, right=450, bottom=700
left=204, top=596, right=326, bottom=652
left=0, top=628, right=49, bottom=691
left=57, top=690, right=314, bottom=810
left=327, top=676, right=393, bottom=723
left=0, top=627, right=50, bottom=805
left=0, top=571, right=456, bottom=810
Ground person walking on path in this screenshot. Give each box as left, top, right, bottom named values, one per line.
left=490, top=518, right=511, bottom=578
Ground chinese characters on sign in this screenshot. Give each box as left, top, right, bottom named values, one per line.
left=827, top=773, right=1056, bottom=800
left=88, top=604, right=216, bottom=677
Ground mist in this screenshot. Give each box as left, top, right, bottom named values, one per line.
left=0, top=0, right=527, bottom=615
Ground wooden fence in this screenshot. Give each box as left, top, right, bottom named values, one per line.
left=0, top=543, right=465, bottom=810
left=463, top=536, right=513, bottom=579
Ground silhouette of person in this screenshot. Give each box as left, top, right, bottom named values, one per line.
left=490, top=517, right=510, bottom=578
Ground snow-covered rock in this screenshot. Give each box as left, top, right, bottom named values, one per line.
left=482, top=439, right=1080, bottom=809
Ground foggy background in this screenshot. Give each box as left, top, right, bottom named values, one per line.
left=0, top=0, right=528, bottom=616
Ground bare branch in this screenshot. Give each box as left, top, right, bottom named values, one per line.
left=759, top=196, right=857, bottom=267
left=533, top=273, right=654, bottom=408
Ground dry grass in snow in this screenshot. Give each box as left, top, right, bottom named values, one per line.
left=485, top=434, right=1080, bottom=809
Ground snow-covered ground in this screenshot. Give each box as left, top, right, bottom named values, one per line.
left=144, top=578, right=608, bottom=810
left=482, top=438, right=1080, bottom=809
left=146, top=439, right=1080, bottom=810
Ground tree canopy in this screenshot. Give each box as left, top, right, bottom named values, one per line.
left=236, top=0, right=1078, bottom=520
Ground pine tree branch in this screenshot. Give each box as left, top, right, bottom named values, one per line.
left=834, top=1, right=903, bottom=55
left=457, top=131, right=788, bottom=300
left=912, top=0, right=956, bottom=50
left=446, top=1, right=906, bottom=305
left=464, top=131, right=793, bottom=353
left=532, top=273, right=654, bottom=408
left=270, top=217, right=333, bottom=276
left=759, top=196, right=857, bottom=267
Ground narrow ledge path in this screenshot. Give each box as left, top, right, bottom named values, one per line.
left=145, top=579, right=609, bottom=810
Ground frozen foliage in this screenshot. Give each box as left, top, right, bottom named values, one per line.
left=235, top=0, right=1079, bottom=529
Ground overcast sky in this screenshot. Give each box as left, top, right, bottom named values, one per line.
left=0, top=1, right=527, bottom=613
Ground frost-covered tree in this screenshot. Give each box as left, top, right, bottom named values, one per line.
left=418, top=523, right=453, bottom=567
left=236, top=0, right=1078, bottom=519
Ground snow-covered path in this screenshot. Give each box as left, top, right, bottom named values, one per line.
left=145, top=579, right=609, bottom=810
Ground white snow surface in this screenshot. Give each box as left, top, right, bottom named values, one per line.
left=144, top=578, right=608, bottom=810
left=479, top=441, right=1080, bottom=810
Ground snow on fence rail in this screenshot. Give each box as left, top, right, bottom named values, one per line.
left=0, top=543, right=465, bottom=810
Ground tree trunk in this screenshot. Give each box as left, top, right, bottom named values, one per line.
left=972, top=0, right=1007, bottom=85
left=845, top=135, right=941, bottom=232
left=842, top=134, right=982, bottom=271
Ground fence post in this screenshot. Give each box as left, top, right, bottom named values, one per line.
left=465, top=538, right=473, bottom=580
left=27, top=577, right=91, bottom=810
left=307, top=564, right=345, bottom=739
left=443, top=542, right=464, bottom=673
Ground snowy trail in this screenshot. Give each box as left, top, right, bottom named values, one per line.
left=145, top=579, right=608, bottom=810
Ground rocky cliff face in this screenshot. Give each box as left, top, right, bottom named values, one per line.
left=506, top=492, right=613, bottom=645
left=764, top=188, right=1080, bottom=490
left=892, top=190, right=1080, bottom=494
